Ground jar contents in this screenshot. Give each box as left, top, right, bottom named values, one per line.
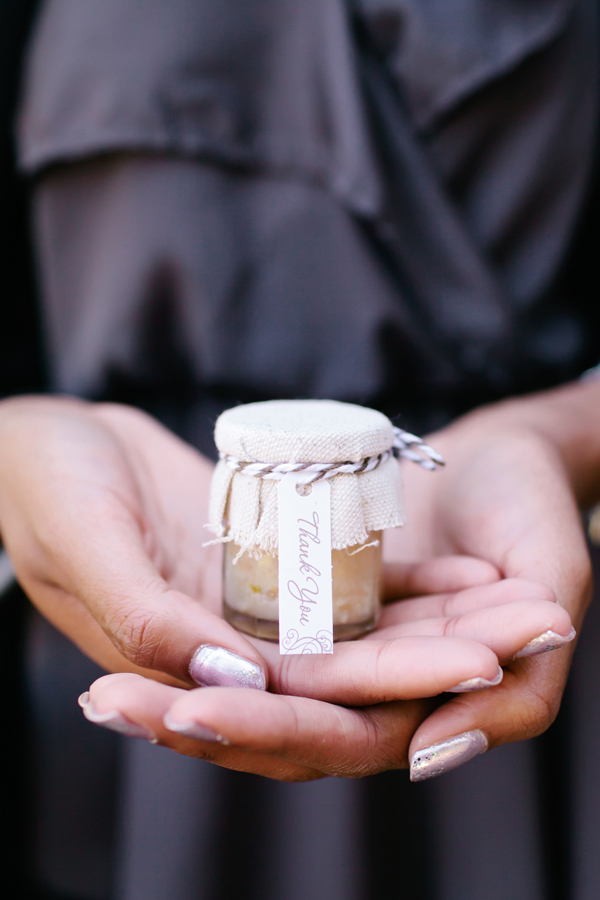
left=223, top=532, right=382, bottom=642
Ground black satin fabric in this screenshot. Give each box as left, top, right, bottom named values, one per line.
left=0, top=0, right=43, bottom=401
left=16, top=0, right=600, bottom=428
left=2, top=2, right=600, bottom=899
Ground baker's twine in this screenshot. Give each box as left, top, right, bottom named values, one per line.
left=219, top=427, right=444, bottom=484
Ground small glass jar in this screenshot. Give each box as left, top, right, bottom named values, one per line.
left=209, top=399, right=405, bottom=647
left=222, top=532, right=382, bottom=642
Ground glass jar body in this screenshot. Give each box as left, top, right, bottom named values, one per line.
left=222, top=532, right=382, bottom=642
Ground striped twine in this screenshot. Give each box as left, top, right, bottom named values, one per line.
left=220, top=427, right=444, bottom=484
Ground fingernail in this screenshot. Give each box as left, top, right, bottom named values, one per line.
left=410, top=730, right=488, bottom=782
left=514, top=626, right=576, bottom=659
left=163, top=710, right=230, bottom=744
left=78, top=693, right=157, bottom=742
left=189, top=645, right=266, bottom=690
left=446, top=666, right=503, bottom=693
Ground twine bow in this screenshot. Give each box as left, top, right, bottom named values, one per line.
left=219, top=427, right=444, bottom=484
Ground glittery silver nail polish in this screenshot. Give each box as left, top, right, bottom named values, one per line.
left=189, top=645, right=266, bottom=690
left=164, top=711, right=229, bottom=744
left=410, top=730, right=488, bottom=782
left=81, top=701, right=157, bottom=742
left=447, top=666, right=503, bottom=693
left=514, top=626, right=576, bottom=659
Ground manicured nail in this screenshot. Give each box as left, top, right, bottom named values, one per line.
left=514, top=626, right=576, bottom=659
left=446, top=666, right=503, bottom=693
left=78, top=692, right=157, bottom=742
left=410, top=730, right=488, bottom=782
left=163, top=710, right=229, bottom=744
left=189, top=645, right=266, bottom=690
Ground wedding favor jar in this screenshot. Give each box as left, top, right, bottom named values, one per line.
left=208, top=400, right=407, bottom=644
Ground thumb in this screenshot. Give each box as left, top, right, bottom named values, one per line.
left=407, top=647, right=573, bottom=782
left=8, top=508, right=268, bottom=691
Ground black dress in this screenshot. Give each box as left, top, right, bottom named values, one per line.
left=2, top=1, right=600, bottom=898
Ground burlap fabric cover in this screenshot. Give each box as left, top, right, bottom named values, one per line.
left=208, top=400, right=404, bottom=555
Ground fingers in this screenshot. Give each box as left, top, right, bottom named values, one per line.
left=82, top=674, right=320, bottom=780
left=373, top=587, right=573, bottom=664
left=82, top=635, right=575, bottom=783
left=82, top=630, right=574, bottom=785
left=408, top=646, right=574, bottom=782
left=83, top=673, right=430, bottom=778
left=258, top=634, right=501, bottom=704
left=382, top=555, right=500, bottom=601
left=373, top=601, right=573, bottom=664
left=379, top=577, right=557, bottom=625
left=165, top=687, right=424, bottom=776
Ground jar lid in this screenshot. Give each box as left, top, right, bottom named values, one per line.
left=208, top=400, right=404, bottom=555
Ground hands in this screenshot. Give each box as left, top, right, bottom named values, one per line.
left=0, top=397, right=519, bottom=697
left=0, top=389, right=591, bottom=781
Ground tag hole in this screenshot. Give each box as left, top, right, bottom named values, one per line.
left=296, top=483, right=313, bottom=497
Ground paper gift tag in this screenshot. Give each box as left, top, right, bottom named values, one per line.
left=277, top=473, right=333, bottom=654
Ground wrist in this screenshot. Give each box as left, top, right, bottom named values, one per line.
left=437, top=381, right=600, bottom=506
